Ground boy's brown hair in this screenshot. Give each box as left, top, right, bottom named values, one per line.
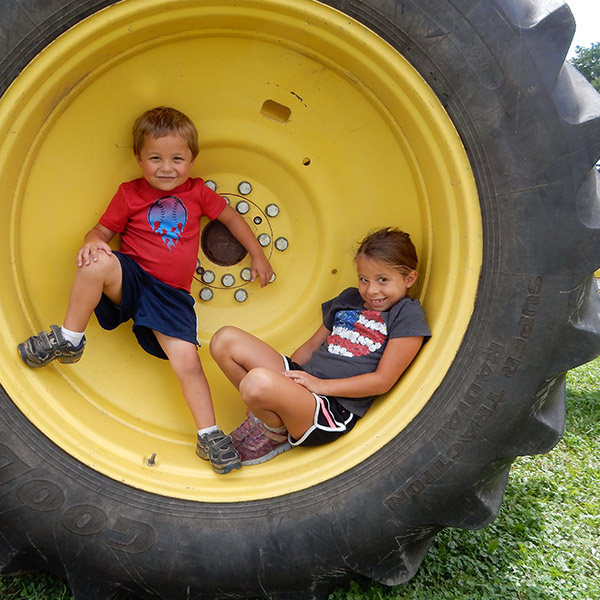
left=133, top=106, right=199, bottom=159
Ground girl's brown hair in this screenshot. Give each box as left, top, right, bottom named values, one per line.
left=133, top=106, right=199, bottom=159
left=355, top=227, right=418, bottom=276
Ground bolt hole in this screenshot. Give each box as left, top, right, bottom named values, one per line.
left=331, top=269, right=338, bottom=275
left=261, top=99, right=291, bottom=124
left=302, top=157, right=311, bottom=166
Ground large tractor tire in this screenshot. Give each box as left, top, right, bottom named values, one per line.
left=1, top=0, right=599, bottom=598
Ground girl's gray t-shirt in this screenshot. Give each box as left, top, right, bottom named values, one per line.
left=302, top=287, right=431, bottom=416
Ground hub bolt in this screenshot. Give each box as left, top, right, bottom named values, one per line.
left=275, top=237, right=289, bottom=251
left=234, top=289, right=248, bottom=302
left=238, top=181, right=252, bottom=195
left=202, top=270, right=216, bottom=284
left=258, top=233, right=271, bottom=247
left=221, top=274, right=235, bottom=287
left=200, top=288, right=214, bottom=301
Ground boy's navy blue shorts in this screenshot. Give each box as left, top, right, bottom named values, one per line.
left=282, top=356, right=358, bottom=447
left=94, top=251, right=199, bottom=360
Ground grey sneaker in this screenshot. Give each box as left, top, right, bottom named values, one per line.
left=18, top=325, right=86, bottom=368
left=196, top=429, right=242, bottom=475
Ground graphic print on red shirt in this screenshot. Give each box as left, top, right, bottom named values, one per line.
left=99, top=178, right=226, bottom=291
left=147, top=196, right=188, bottom=251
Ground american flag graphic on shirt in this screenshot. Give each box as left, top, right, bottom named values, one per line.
left=327, top=310, right=387, bottom=357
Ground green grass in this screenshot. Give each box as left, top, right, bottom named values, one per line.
left=1, top=357, right=599, bottom=600
left=330, top=356, right=600, bottom=600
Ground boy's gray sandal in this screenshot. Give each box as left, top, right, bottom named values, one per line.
left=18, top=325, right=86, bottom=368
left=196, top=429, right=242, bottom=475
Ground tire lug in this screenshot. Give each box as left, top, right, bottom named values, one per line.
left=221, top=274, right=235, bottom=287
left=265, top=203, right=279, bottom=217
left=236, top=200, right=250, bottom=214
left=238, top=181, right=252, bottom=195
left=258, top=233, right=271, bottom=247
left=199, top=288, right=213, bottom=301
left=275, top=237, right=288, bottom=251
left=234, top=289, right=248, bottom=302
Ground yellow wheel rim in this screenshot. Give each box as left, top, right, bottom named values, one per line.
left=0, top=0, right=481, bottom=501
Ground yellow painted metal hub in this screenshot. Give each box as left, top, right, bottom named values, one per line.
left=0, top=0, right=481, bottom=501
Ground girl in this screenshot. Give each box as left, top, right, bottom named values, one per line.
left=210, top=227, right=431, bottom=465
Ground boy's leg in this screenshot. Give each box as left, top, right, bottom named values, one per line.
left=154, top=331, right=241, bottom=475
left=154, top=331, right=217, bottom=429
left=63, top=252, right=123, bottom=332
left=18, top=252, right=122, bottom=368
left=209, top=326, right=286, bottom=389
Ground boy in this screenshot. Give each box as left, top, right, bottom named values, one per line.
left=17, top=106, right=273, bottom=475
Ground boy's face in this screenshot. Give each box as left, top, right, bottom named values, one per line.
left=136, top=134, right=195, bottom=191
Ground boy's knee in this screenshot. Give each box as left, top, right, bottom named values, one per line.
left=77, top=252, right=117, bottom=280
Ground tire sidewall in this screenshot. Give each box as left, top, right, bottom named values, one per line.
left=0, top=0, right=594, bottom=597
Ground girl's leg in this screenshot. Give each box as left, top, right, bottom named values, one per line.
left=211, top=326, right=315, bottom=439
left=154, top=332, right=216, bottom=430
left=209, top=326, right=286, bottom=389
left=238, top=367, right=317, bottom=440
left=63, top=252, right=123, bottom=332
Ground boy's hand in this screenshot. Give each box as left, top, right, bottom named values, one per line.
left=76, top=224, right=117, bottom=267
left=76, top=240, right=113, bottom=267
left=250, top=253, right=274, bottom=287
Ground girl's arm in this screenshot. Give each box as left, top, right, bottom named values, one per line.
left=285, top=336, right=424, bottom=398
left=76, top=223, right=117, bottom=267
left=216, top=205, right=274, bottom=287
left=290, top=324, right=330, bottom=365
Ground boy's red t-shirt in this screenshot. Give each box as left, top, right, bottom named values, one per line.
left=99, top=177, right=226, bottom=291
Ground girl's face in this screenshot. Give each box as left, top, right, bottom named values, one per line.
left=356, top=256, right=417, bottom=312
left=136, top=134, right=195, bottom=191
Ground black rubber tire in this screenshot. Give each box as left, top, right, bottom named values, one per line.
left=1, top=1, right=600, bottom=599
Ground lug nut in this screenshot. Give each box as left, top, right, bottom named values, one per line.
left=199, top=288, right=214, bottom=301
left=265, top=203, right=279, bottom=217
left=240, top=268, right=252, bottom=281
left=236, top=200, right=250, bottom=214
left=234, top=289, right=248, bottom=302
left=258, top=233, right=271, bottom=247
left=221, top=274, right=235, bottom=287
left=205, top=180, right=217, bottom=191
left=238, top=181, right=252, bottom=195
left=202, top=270, right=216, bottom=284
left=275, top=237, right=289, bottom=251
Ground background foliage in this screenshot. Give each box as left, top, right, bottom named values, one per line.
left=570, top=42, right=600, bottom=91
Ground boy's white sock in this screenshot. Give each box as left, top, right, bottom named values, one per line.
left=198, top=425, right=219, bottom=437
left=61, top=326, right=84, bottom=346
